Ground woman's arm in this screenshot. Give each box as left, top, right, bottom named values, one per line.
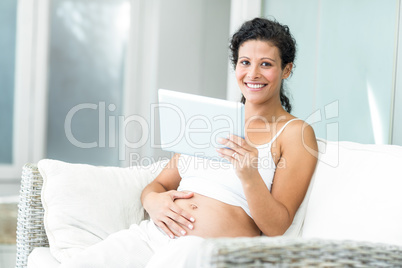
left=217, top=121, right=318, bottom=236
left=141, top=153, right=195, bottom=238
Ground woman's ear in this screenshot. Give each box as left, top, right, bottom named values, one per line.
left=282, top=63, right=293, bottom=79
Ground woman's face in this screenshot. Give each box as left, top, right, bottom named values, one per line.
left=235, top=40, right=292, bottom=106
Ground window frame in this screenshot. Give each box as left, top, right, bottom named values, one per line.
left=0, top=0, right=50, bottom=180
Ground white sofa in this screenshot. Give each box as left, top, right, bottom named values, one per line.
left=15, top=139, right=402, bottom=267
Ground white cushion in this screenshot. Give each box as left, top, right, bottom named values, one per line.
left=38, top=159, right=168, bottom=263
left=28, top=248, right=60, bottom=268
left=302, top=139, right=402, bottom=246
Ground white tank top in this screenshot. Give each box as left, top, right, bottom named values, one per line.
left=177, top=118, right=300, bottom=218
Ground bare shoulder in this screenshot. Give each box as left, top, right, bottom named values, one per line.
left=280, top=119, right=318, bottom=158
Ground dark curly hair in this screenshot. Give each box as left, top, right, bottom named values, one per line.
left=229, top=17, right=296, bottom=113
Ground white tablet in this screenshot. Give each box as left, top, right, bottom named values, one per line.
left=158, top=89, right=245, bottom=161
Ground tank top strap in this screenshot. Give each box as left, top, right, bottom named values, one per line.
left=270, top=118, right=302, bottom=144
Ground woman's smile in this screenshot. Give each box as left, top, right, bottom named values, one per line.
left=244, top=82, right=268, bottom=91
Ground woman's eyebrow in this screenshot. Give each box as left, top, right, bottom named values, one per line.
left=239, top=56, right=276, bottom=62
left=262, top=57, right=276, bottom=62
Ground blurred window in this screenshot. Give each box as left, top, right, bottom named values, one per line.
left=46, top=0, right=130, bottom=166
left=0, top=0, right=17, bottom=164
left=263, top=0, right=398, bottom=144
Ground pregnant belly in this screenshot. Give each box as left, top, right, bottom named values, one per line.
left=174, top=193, right=261, bottom=238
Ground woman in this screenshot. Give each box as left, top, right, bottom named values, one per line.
left=141, top=17, right=318, bottom=239
left=61, top=17, right=318, bottom=268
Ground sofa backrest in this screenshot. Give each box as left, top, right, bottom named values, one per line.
left=302, top=139, right=402, bottom=246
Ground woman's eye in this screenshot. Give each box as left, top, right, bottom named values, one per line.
left=239, top=60, right=250, bottom=65
left=262, top=62, right=272, bottom=67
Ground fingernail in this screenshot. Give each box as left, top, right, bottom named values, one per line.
left=190, top=217, right=195, bottom=222
left=188, top=224, right=193, bottom=229
left=170, top=234, right=174, bottom=239
left=181, top=230, right=186, bottom=235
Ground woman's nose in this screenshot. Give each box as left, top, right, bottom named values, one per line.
left=247, top=66, right=260, bottom=79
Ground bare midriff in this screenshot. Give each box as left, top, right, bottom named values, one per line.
left=174, top=192, right=261, bottom=238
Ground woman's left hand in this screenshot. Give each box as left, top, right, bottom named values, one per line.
left=216, top=134, right=260, bottom=180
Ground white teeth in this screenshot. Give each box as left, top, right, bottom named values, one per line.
left=246, top=83, right=265, bottom=89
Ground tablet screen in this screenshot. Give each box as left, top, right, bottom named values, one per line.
left=158, top=89, right=244, bottom=161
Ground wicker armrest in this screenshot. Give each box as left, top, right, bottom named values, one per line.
left=198, top=237, right=402, bottom=267
left=16, top=163, right=49, bottom=268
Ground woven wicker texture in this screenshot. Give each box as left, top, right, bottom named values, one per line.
left=15, top=163, right=49, bottom=268
left=200, top=237, right=402, bottom=267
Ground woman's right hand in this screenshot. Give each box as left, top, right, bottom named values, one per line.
left=143, top=190, right=195, bottom=239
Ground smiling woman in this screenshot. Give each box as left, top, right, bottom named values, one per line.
left=59, top=17, right=318, bottom=268
left=139, top=17, right=317, bottom=266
